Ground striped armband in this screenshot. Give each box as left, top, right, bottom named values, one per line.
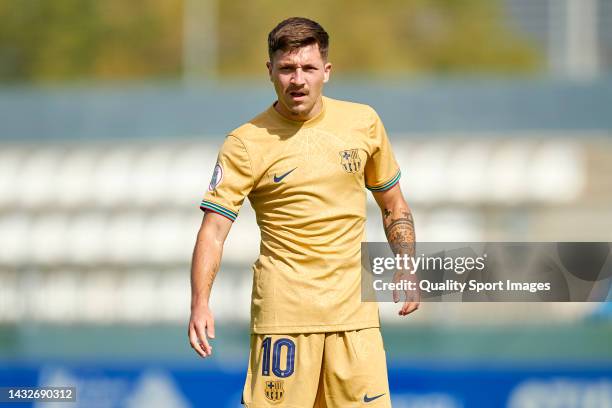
left=199, top=200, right=238, bottom=222
left=366, top=170, right=401, bottom=192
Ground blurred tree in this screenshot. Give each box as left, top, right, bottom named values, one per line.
left=219, top=0, right=540, bottom=77
left=0, top=0, right=539, bottom=82
left=0, top=0, right=182, bottom=81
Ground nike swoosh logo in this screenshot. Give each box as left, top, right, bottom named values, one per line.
left=273, top=167, right=297, bottom=183
left=364, top=393, right=386, bottom=403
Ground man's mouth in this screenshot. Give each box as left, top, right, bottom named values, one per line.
left=289, top=91, right=307, bottom=98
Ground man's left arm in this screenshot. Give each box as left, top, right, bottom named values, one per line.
left=372, top=183, right=420, bottom=316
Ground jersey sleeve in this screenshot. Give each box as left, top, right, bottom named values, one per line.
left=200, top=135, right=254, bottom=221
left=364, top=109, right=401, bottom=192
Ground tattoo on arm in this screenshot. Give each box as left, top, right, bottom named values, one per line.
left=383, top=209, right=415, bottom=256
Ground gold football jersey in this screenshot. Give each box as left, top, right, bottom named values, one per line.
left=201, top=96, right=400, bottom=334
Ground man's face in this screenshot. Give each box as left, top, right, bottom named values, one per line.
left=267, top=44, right=332, bottom=120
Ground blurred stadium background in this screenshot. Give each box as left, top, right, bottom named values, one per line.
left=1, top=0, right=611, bottom=406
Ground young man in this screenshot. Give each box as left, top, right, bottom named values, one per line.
left=188, top=17, right=418, bottom=407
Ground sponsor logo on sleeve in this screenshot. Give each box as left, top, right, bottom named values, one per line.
left=208, top=163, right=223, bottom=191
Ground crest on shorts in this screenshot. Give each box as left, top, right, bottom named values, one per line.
left=339, top=149, right=361, bottom=173
left=264, top=380, right=284, bottom=403
left=208, top=162, right=223, bottom=191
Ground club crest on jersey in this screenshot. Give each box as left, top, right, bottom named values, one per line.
left=264, top=380, right=284, bottom=403
left=208, top=162, right=223, bottom=191
left=339, top=149, right=362, bottom=173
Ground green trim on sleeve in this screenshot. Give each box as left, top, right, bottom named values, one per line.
left=199, top=200, right=238, bottom=221
left=366, top=170, right=401, bottom=192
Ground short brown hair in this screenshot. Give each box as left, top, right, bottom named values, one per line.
left=268, top=17, right=329, bottom=61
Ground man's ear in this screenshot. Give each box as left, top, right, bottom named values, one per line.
left=266, top=61, right=273, bottom=81
left=323, top=62, right=332, bottom=83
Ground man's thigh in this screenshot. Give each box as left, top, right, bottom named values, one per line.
left=242, top=332, right=325, bottom=408
left=317, top=328, right=391, bottom=408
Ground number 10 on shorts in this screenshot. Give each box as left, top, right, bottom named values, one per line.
left=261, top=337, right=295, bottom=378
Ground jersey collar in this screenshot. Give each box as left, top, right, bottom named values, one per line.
left=268, top=96, right=327, bottom=128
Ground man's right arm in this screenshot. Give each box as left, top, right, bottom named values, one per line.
left=188, top=211, right=233, bottom=358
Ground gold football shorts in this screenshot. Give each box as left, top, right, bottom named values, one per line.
left=241, top=328, right=391, bottom=407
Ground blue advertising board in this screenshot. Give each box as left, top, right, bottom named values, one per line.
left=0, top=361, right=611, bottom=407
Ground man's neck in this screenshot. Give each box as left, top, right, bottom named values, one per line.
left=274, top=97, right=323, bottom=122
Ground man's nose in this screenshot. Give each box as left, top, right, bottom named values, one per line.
left=290, top=69, right=305, bottom=84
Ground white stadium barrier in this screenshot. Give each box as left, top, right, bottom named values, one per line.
left=0, top=136, right=603, bottom=324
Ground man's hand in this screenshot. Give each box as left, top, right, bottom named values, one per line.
left=188, top=304, right=215, bottom=357
left=188, top=212, right=232, bottom=359
left=392, top=271, right=420, bottom=316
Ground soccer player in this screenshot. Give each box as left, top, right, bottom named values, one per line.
left=188, top=17, right=418, bottom=407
